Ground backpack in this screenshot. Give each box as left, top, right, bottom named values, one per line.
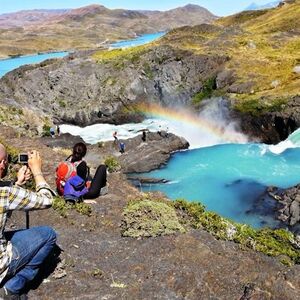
left=55, top=160, right=82, bottom=196
left=63, top=175, right=88, bottom=203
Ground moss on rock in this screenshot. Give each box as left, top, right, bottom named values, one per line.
left=121, top=199, right=185, bottom=238
left=52, top=196, right=92, bottom=217
left=173, top=199, right=300, bottom=264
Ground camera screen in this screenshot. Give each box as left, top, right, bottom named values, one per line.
left=19, top=154, right=28, bottom=163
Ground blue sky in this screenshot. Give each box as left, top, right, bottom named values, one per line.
left=0, top=0, right=276, bottom=16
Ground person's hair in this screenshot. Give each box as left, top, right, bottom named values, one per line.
left=72, top=142, right=87, bottom=162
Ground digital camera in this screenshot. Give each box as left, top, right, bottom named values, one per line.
left=18, top=153, right=29, bottom=164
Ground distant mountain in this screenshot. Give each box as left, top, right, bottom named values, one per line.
left=245, top=1, right=281, bottom=10
left=0, top=9, right=70, bottom=28
left=0, top=4, right=217, bottom=58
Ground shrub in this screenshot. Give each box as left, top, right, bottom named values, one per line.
left=52, top=196, right=92, bottom=217
left=97, top=141, right=104, bottom=148
left=192, top=77, right=217, bottom=105
left=104, top=156, right=121, bottom=172
left=121, top=199, right=185, bottom=238
left=42, top=124, right=51, bottom=137
left=58, top=99, right=66, bottom=108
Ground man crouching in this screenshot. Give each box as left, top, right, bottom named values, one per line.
left=0, top=144, right=56, bottom=300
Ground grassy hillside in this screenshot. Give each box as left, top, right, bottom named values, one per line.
left=156, top=0, right=300, bottom=109
left=0, top=4, right=216, bottom=58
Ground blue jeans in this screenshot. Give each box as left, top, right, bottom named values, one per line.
left=4, top=226, right=57, bottom=294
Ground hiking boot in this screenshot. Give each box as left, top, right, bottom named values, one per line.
left=0, top=287, right=21, bottom=300
left=100, top=185, right=108, bottom=196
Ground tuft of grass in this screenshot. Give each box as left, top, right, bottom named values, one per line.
left=42, top=124, right=52, bottom=137
left=52, top=196, right=92, bottom=217
left=143, top=63, right=154, bottom=79
left=104, top=156, right=121, bottom=173
left=192, top=77, right=217, bottom=105
left=121, top=196, right=300, bottom=264
left=52, top=196, right=69, bottom=218
left=74, top=201, right=92, bottom=216
left=121, top=198, right=185, bottom=238
left=58, top=99, right=66, bottom=108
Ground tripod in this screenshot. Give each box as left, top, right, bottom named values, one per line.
left=25, top=211, right=29, bottom=229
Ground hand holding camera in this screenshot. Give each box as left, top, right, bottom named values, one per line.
left=15, top=165, right=31, bottom=186
left=16, top=150, right=44, bottom=186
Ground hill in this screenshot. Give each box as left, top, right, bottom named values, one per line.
left=0, top=1, right=299, bottom=143
left=0, top=4, right=216, bottom=58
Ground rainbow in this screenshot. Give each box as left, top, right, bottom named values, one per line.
left=136, top=102, right=247, bottom=143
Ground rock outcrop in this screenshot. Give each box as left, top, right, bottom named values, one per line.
left=269, top=185, right=300, bottom=229
left=117, top=131, right=189, bottom=173
left=1, top=124, right=300, bottom=299
left=0, top=46, right=228, bottom=128
left=232, top=96, right=300, bottom=144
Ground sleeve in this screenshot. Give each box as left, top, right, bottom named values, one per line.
left=76, top=161, right=88, bottom=180
left=0, top=185, right=53, bottom=212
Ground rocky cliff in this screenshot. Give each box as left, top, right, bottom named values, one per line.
left=0, top=45, right=228, bottom=130
left=0, top=1, right=299, bottom=143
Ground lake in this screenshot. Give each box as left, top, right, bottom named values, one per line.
left=110, top=32, right=166, bottom=48
left=0, top=52, right=68, bottom=78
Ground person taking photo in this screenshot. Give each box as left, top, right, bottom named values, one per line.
left=0, top=144, right=56, bottom=300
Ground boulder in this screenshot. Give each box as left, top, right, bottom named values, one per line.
left=290, top=201, right=300, bottom=226
left=227, top=81, right=255, bottom=94
left=117, top=132, right=189, bottom=173
left=216, top=69, right=235, bottom=89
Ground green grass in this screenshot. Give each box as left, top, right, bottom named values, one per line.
left=122, top=196, right=300, bottom=265
left=192, top=77, right=217, bottom=105
left=121, top=198, right=185, bottom=238
left=104, top=156, right=121, bottom=172
left=42, top=124, right=52, bottom=137
left=234, top=97, right=287, bottom=115
left=92, top=45, right=150, bottom=65
left=58, top=99, right=66, bottom=108
left=173, top=199, right=300, bottom=265
left=52, top=196, right=92, bottom=218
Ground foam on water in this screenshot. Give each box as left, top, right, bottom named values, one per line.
left=268, top=128, right=300, bottom=154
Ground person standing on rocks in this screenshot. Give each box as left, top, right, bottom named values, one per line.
left=0, top=144, right=57, bottom=299
left=50, top=127, right=55, bottom=138
left=119, top=141, right=126, bottom=154
left=142, top=130, right=147, bottom=142
left=56, top=125, right=61, bottom=137
left=113, top=131, right=118, bottom=143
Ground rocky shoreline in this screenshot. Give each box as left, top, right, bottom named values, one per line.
left=268, top=185, right=300, bottom=232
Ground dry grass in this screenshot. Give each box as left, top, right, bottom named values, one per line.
left=157, top=1, right=300, bottom=102
left=52, top=147, right=72, bottom=157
